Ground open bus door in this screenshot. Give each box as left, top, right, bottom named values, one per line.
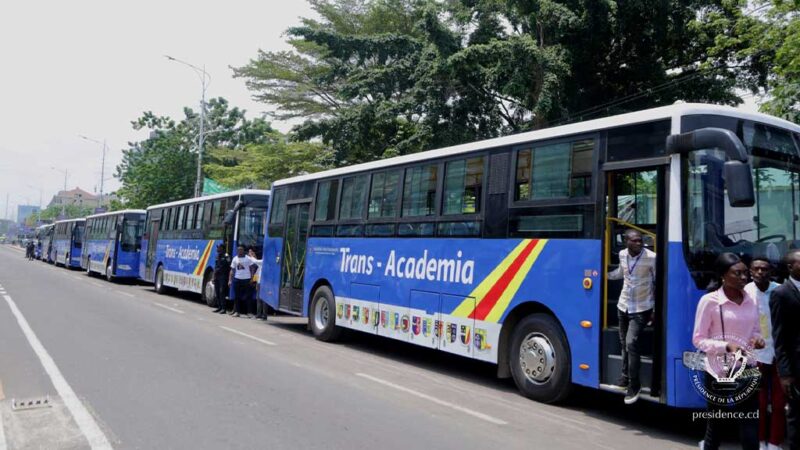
left=601, top=165, right=667, bottom=401
left=144, top=218, right=160, bottom=281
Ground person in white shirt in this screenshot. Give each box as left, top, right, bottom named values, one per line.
left=608, top=229, right=656, bottom=405
left=744, top=257, right=785, bottom=450
left=229, top=245, right=257, bottom=318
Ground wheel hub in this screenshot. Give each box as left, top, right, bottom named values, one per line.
left=519, top=332, right=556, bottom=384
left=314, top=298, right=329, bottom=331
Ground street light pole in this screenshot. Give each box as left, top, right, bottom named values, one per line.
left=79, top=135, right=108, bottom=208
left=50, top=167, right=68, bottom=217
left=165, top=55, right=210, bottom=198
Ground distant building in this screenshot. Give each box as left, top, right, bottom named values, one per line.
left=17, top=205, right=40, bottom=225
left=47, top=187, right=101, bottom=209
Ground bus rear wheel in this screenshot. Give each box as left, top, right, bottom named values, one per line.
left=309, top=285, right=341, bottom=342
left=509, top=314, right=572, bottom=404
left=202, top=273, right=216, bottom=307
left=155, top=266, right=167, bottom=294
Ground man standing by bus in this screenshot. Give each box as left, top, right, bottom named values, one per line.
left=229, top=245, right=257, bottom=318
left=608, top=229, right=656, bottom=405
left=771, top=249, right=800, bottom=450
left=212, top=243, right=231, bottom=314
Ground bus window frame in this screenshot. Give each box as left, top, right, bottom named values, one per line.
left=509, top=132, right=599, bottom=208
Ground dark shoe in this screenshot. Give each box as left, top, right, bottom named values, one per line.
left=227, top=310, right=235, bottom=315
left=624, top=387, right=640, bottom=405
left=617, top=377, right=629, bottom=389
left=212, top=308, right=221, bottom=313
left=234, top=313, right=240, bottom=317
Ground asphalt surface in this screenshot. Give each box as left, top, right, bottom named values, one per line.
left=0, top=244, right=706, bottom=449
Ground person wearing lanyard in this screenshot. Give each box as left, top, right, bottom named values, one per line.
left=608, top=229, right=656, bottom=404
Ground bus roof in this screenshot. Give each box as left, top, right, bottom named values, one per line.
left=86, top=209, right=146, bottom=220
left=54, top=218, right=86, bottom=224
left=273, top=102, right=800, bottom=187
left=145, top=189, right=271, bottom=211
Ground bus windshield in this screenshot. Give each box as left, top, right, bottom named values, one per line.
left=685, top=150, right=800, bottom=287
left=237, top=202, right=267, bottom=258
left=121, top=217, right=143, bottom=252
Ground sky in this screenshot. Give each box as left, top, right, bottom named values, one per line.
left=0, top=0, right=763, bottom=222
left=0, top=0, right=315, bottom=220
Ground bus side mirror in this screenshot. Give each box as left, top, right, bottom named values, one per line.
left=223, top=210, right=236, bottom=225
left=724, top=161, right=756, bottom=207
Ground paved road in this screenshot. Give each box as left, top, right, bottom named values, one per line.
left=0, top=244, right=704, bottom=449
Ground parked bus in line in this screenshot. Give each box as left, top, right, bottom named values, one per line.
left=139, top=189, right=270, bottom=304
left=52, top=218, right=86, bottom=269
left=34, top=223, right=54, bottom=260
left=261, top=103, right=800, bottom=407
left=82, top=210, right=146, bottom=281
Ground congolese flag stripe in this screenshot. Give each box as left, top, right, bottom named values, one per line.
left=193, top=241, right=215, bottom=276
left=450, top=239, right=548, bottom=323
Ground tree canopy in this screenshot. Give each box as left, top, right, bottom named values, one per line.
left=234, top=0, right=779, bottom=165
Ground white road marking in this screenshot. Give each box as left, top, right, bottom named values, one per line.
left=1, top=294, right=113, bottom=449
left=355, top=372, right=508, bottom=426
left=114, top=291, right=134, bottom=298
left=89, top=281, right=104, bottom=288
left=153, top=303, right=184, bottom=314
left=219, top=326, right=277, bottom=346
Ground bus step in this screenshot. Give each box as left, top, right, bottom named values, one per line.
left=602, top=353, right=653, bottom=389
left=598, top=384, right=661, bottom=403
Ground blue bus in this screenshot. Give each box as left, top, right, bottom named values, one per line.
left=34, top=223, right=54, bottom=261
left=52, top=218, right=86, bottom=269
left=261, top=103, right=800, bottom=407
left=140, top=189, right=270, bottom=305
left=82, top=210, right=146, bottom=281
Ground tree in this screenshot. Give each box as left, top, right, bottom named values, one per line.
left=234, top=0, right=774, bottom=166
left=114, top=98, right=276, bottom=207
left=35, top=204, right=94, bottom=222
left=203, top=132, right=334, bottom=189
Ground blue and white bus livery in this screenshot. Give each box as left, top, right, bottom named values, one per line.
left=52, top=218, right=86, bottom=269
left=261, top=103, right=800, bottom=407
left=82, top=210, right=146, bottom=281
left=139, top=189, right=270, bottom=305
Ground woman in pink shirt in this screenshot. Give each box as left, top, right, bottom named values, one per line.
left=693, top=252, right=765, bottom=450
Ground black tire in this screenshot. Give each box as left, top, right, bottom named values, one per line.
left=201, top=272, right=216, bottom=307
left=509, top=314, right=572, bottom=404
left=155, top=265, right=168, bottom=294
left=105, top=262, right=114, bottom=282
left=65, top=252, right=70, bottom=269
left=309, top=285, right=342, bottom=342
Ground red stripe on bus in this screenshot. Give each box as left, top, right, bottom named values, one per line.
left=468, top=239, right=538, bottom=321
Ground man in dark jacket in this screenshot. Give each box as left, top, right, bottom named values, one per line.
left=212, top=244, right=231, bottom=314
left=770, top=249, right=800, bottom=450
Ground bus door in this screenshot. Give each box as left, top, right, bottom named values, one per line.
left=601, top=164, right=667, bottom=399
left=279, top=201, right=310, bottom=313
left=145, top=218, right=160, bottom=281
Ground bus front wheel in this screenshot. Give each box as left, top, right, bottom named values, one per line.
left=309, top=286, right=341, bottom=342
left=155, top=266, right=167, bottom=295
left=509, top=314, right=572, bottom=404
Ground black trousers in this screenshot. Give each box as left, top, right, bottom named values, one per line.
left=233, top=279, right=250, bottom=314
left=788, top=385, right=800, bottom=450
left=214, top=278, right=228, bottom=310
left=618, top=308, right=650, bottom=391
left=702, top=373, right=759, bottom=450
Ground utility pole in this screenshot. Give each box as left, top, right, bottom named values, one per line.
left=79, top=135, right=108, bottom=208
left=165, top=55, right=210, bottom=198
